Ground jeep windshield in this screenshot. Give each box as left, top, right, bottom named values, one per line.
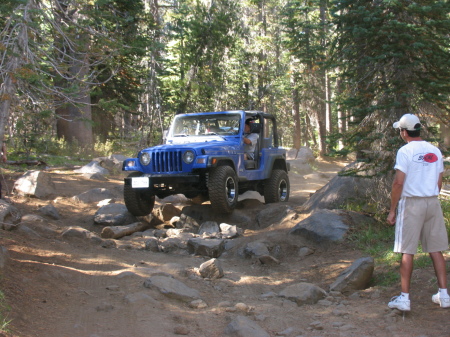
left=167, top=113, right=241, bottom=143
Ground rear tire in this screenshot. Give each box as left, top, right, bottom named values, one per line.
left=264, top=169, right=290, bottom=204
left=124, top=172, right=155, bottom=216
left=208, top=166, right=238, bottom=213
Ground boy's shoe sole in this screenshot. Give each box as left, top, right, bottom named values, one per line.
left=432, top=293, right=450, bottom=308
left=388, top=296, right=411, bottom=311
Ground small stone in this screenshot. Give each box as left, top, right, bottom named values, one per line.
left=309, top=321, right=324, bottom=330
left=234, top=302, right=249, bottom=312
left=174, top=325, right=190, bottom=335
left=189, top=299, right=208, bottom=309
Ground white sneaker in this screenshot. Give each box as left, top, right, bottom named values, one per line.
left=432, top=293, right=450, bottom=308
left=388, top=295, right=411, bottom=311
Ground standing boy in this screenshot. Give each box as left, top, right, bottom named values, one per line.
left=387, top=113, right=449, bottom=311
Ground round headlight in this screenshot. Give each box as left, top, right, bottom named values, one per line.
left=140, top=152, right=151, bottom=166
left=183, top=150, right=195, bottom=164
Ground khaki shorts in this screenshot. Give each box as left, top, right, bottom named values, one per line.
left=394, top=197, right=449, bottom=254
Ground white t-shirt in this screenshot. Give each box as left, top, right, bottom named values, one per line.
left=394, top=140, right=444, bottom=197
left=244, top=133, right=259, bottom=159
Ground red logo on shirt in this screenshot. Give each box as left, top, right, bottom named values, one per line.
left=423, top=153, right=438, bottom=163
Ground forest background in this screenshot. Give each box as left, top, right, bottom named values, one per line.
left=1, top=0, right=449, bottom=171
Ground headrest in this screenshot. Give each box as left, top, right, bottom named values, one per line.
left=250, top=123, right=261, bottom=133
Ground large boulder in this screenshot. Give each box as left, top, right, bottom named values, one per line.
left=289, top=209, right=350, bottom=243
left=143, top=275, right=200, bottom=302
left=187, top=238, right=225, bottom=258
left=224, top=315, right=270, bottom=337
left=72, top=188, right=116, bottom=204
left=74, top=161, right=109, bottom=175
left=94, top=203, right=136, bottom=226
left=329, top=257, right=375, bottom=293
left=299, top=174, right=372, bottom=213
left=279, top=282, right=327, bottom=306
left=14, top=170, right=56, bottom=198
left=0, top=199, right=21, bottom=226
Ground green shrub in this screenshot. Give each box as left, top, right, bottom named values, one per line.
left=0, top=290, right=11, bottom=332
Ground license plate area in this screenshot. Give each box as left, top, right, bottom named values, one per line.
left=131, top=177, right=149, bottom=188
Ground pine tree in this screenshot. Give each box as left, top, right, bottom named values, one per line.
left=330, top=0, right=450, bottom=166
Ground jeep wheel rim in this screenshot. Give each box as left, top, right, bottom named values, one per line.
left=225, top=177, right=236, bottom=203
left=279, top=179, right=288, bottom=201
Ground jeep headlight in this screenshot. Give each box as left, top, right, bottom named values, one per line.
left=182, top=150, right=195, bottom=164
left=140, top=152, right=151, bottom=166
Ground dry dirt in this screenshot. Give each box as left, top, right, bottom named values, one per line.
left=0, top=158, right=449, bottom=337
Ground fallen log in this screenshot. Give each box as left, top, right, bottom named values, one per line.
left=5, top=160, right=47, bottom=166
left=101, top=222, right=150, bottom=239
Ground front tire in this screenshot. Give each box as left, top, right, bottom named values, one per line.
left=208, top=166, right=238, bottom=213
left=124, top=172, right=155, bottom=216
left=264, top=169, right=290, bottom=204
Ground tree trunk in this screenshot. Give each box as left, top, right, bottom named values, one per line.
left=54, top=1, right=93, bottom=148
left=292, top=85, right=301, bottom=150
left=0, top=1, right=32, bottom=144
left=442, top=122, right=450, bottom=148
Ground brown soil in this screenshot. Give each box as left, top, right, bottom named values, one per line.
left=1, top=159, right=449, bottom=337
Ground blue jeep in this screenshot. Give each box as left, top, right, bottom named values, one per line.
left=122, top=110, right=290, bottom=215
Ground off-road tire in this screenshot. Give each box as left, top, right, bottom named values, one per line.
left=124, top=172, right=155, bottom=216
left=208, top=166, right=238, bottom=213
left=264, top=169, right=290, bottom=203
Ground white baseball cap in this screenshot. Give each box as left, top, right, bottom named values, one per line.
left=393, top=114, right=421, bottom=131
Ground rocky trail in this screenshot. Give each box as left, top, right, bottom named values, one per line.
left=0, top=157, right=449, bottom=337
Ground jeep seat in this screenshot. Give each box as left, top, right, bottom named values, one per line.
left=244, top=123, right=261, bottom=169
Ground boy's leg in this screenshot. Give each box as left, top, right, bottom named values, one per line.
left=429, top=251, right=447, bottom=289
left=400, top=253, right=414, bottom=293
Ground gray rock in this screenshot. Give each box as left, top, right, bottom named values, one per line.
left=144, top=238, right=160, bottom=252
left=38, top=204, right=60, bottom=220
left=220, top=223, right=243, bottom=239
left=300, top=173, right=372, bottom=213
left=61, top=226, right=92, bottom=240
left=256, top=204, right=292, bottom=229
left=143, top=275, right=200, bottom=302
left=198, top=221, right=220, bottom=237
left=73, top=188, right=115, bottom=204
left=329, top=257, right=375, bottom=294
left=175, top=213, right=200, bottom=233
left=14, top=170, right=56, bottom=198
left=279, top=282, right=327, bottom=306
left=189, top=299, right=208, bottom=309
left=101, top=239, right=117, bottom=248
left=243, top=241, right=270, bottom=258
left=199, top=258, right=224, bottom=279
left=289, top=209, right=349, bottom=243
left=94, top=203, right=135, bottom=226
left=0, top=200, right=20, bottom=226
left=224, top=315, right=270, bottom=337
left=297, top=146, right=315, bottom=164
left=298, top=247, right=314, bottom=258
left=187, top=237, right=225, bottom=258
left=74, top=161, right=109, bottom=175
left=154, top=203, right=181, bottom=222
left=159, top=237, right=187, bottom=253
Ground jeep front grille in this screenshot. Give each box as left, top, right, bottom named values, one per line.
left=151, top=150, right=183, bottom=173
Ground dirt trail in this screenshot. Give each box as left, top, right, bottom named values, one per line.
left=1, top=158, right=449, bottom=337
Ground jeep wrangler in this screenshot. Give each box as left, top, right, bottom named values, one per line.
left=122, top=110, right=290, bottom=215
